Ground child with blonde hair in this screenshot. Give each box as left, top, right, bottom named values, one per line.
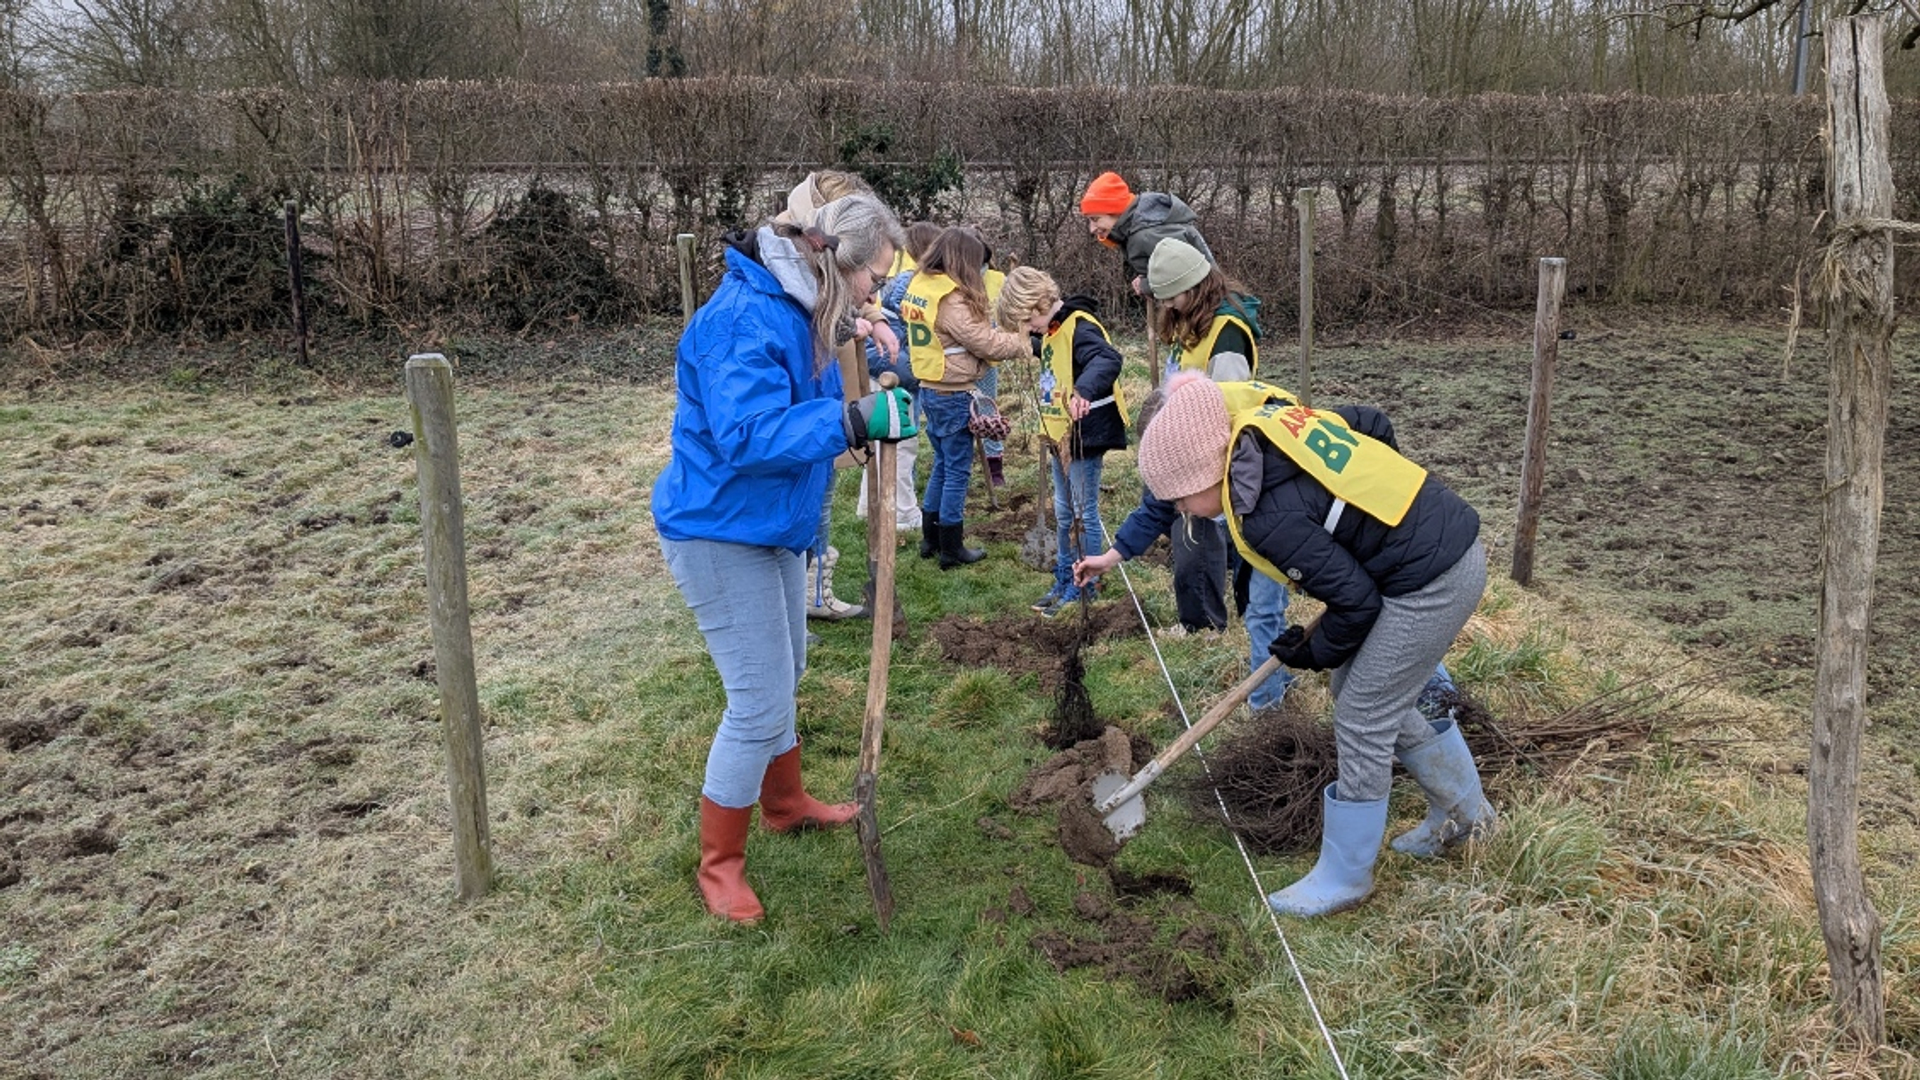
left=995, top=265, right=1128, bottom=615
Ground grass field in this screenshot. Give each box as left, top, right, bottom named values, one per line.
left=2, top=316, right=1917, bottom=1078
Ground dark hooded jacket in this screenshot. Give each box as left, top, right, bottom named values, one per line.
left=1109, top=191, right=1215, bottom=284
left=1228, top=406, right=1480, bottom=671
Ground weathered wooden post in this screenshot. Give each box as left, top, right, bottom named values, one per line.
left=676, top=233, right=697, bottom=327
left=405, top=353, right=494, bottom=902
left=1510, top=256, right=1566, bottom=587
left=1297, top=187, right=1317, bottom=405
left=1812, top=14, right=1890, bottom=1047
left=284, top=202, right=309, bottom=368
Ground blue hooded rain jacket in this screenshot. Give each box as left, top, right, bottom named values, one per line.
left=650, top=243, right=849, bottom=553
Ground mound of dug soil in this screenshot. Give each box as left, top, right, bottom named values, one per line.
left=926, top=605, right=1141, bottom=688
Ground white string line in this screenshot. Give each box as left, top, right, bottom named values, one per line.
left=1110, top=551, right=1352, bottom=1080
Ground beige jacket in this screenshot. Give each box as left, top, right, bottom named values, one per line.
left=921, top=293, right=1030, bottom=393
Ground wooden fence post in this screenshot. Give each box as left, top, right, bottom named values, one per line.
left=405, top=353, right=494, bottom=902
left=1510, top=257, right=1565, bottom=587
left=1297, top=187, right=1317, bottom=406
left=676, top=233, right=697, bottom=327
left=1812, top=14, right=1890, bottom=1047
left=284, top=201, right=309, bottom=368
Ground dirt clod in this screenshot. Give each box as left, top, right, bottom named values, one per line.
left=1056, top=798, right=1120, bottom=868
left=67, top=826, right=119, bottom=857
left=150, top=562, right=210, bottom=591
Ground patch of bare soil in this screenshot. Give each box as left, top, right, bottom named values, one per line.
left=1025, top=889, right=1255, bottom=1007
left=968, top=489, right=1041, bottom=547
left=926, top=604, right=1142, bottom=687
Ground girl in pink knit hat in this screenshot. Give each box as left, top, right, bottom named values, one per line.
left=1089, top=372, right=1494, bottom=919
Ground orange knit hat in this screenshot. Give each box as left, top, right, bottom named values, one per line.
left=1136, top=372, right=1231, bottom=502
left=1079, top=172, right=1134, bottom=216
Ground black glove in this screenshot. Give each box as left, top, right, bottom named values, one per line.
left=1269, top=623, right=1319, bottom=670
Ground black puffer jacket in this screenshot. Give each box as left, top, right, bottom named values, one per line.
left=1228, top=406, right=1480, bottom=671
left=1040, top=295, right=1128, bottom=456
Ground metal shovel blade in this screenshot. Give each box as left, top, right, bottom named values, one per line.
left=1091, top=770, right=1145, bottom=840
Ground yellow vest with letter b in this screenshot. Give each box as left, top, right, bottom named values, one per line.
left=1213, top=381, right=1428, bottom=584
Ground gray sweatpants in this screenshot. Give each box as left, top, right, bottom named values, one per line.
left=1327, top=540, right=1487, bottom=802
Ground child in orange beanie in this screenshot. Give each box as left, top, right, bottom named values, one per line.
left=1078, top=171, right=1215, bottom=297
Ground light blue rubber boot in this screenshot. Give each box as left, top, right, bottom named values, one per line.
left=1267, top=785, right=1388, bottom=918
left=1390, top=719, right=1496, bottom=858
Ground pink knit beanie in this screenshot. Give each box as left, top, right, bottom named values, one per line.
left=1137, top=372, right=1230, bottom=501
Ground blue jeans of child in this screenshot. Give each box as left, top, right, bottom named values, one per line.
left=1245, top=570, right=1297, bottom=709
left=1052, top=450, right=1107, bottom=576
left=919, top=388, right=976, bottom=524
left=659, top=537, right=808, bottom=809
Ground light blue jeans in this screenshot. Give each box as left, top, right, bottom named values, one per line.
left=1052, top=450, right=1107, bottom=579
left=659, top=537, right=808, bottom=808
left=919, top=388, right=976, bottom=524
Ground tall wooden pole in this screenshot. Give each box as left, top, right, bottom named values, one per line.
left=1510, top=257, right=1565, bottom=587
left=405, top=353, right=494, bottom=902
left=1297, top=188, right=1317, bottom=405
left=675, top=233, right=696, bottom=327
left=1812, top=14, right=1889, bottom=1047
left=284, top=202, right=309, bottom=368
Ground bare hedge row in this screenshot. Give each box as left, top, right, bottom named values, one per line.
left=1, top=79, right=1907, bottom=341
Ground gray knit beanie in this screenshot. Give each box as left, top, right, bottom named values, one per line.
left=1147, top=238, right=1211, bottom=300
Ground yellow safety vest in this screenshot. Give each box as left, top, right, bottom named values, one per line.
left=1214, top=381, right=1429, bottom=584
left=888, top=250, right=918, bottom=277
left=1164, top=311, right=1258, bottom=381
left=1037, top=310, right=1130, bottom=443
left=985, top=267, right=1006, bottom=306
left=901, top=272, right=963, bottom=383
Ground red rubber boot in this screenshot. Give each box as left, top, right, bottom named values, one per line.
left=758, top=742, right=857, bottom=833
left=697, top=797, right=764, bottom=923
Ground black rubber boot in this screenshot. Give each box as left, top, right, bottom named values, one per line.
left=938, top=521, right=986, bottom=569
left=918, top=510, right=941, bottom=560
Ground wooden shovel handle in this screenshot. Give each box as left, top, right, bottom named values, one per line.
left=1137, top=656, right=1282, bottom=779
left=858, top=373, right=900, bottom=776
left=1096, top=612, right=1324, bottom=813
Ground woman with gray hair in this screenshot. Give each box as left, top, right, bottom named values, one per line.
left=651, top=192, right=913, bottom=923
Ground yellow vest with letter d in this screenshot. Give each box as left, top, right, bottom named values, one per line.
left=900, top=272, right=962, bottom=383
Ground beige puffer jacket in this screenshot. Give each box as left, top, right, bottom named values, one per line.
left=920, top=293, right=1031, bottom=393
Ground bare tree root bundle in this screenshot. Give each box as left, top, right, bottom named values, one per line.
left=1045, top=646, right=1103, bottom=750
left=1454, top=658, right=1729, bottom=778
left=1182, top=659, right=1728, bottom=853
left=1178, top=699, right=1338, bottom=856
